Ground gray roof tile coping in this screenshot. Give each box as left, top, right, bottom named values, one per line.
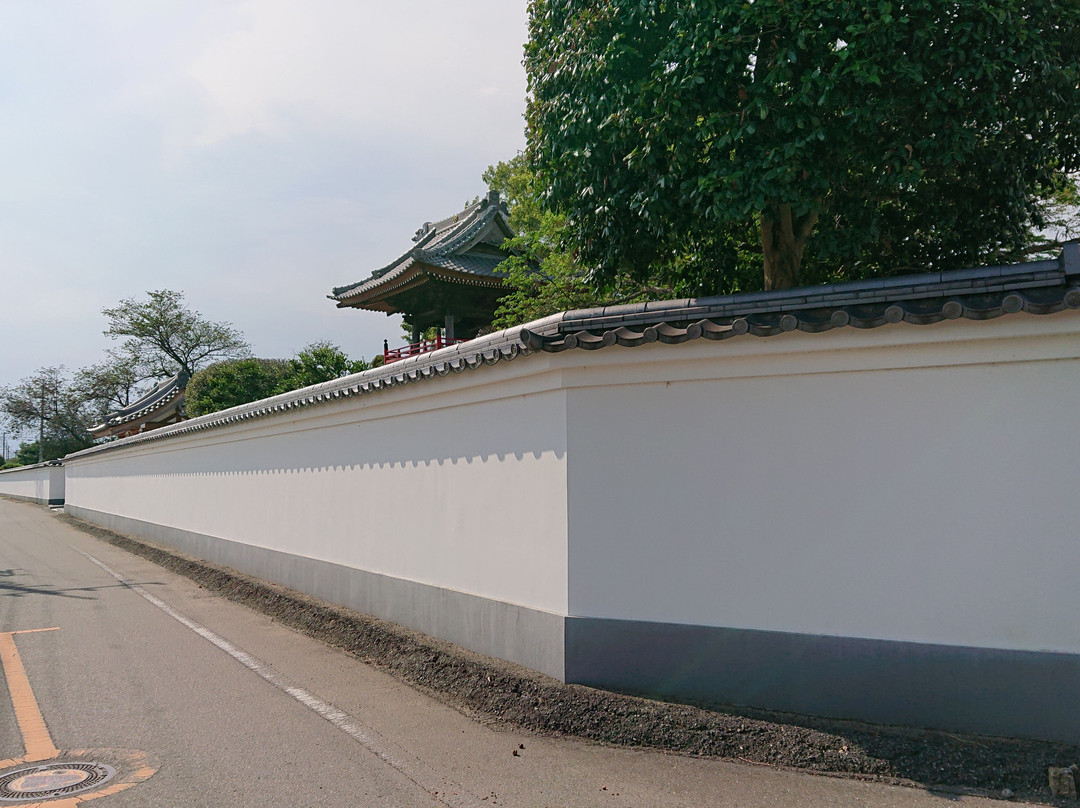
left=547, top=256, right=1069, bottom=332
left=0, top=460, right=62, bottom=474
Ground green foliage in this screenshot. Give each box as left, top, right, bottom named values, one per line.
left=0, top=368, right=95, bottom=461
left=1036, top=172, right=1080, bottom=248
left=483, top=153, right=550, bottom=237
left=184, top=359, right=291, bottom=418
left=14, top=443, right=41, bottom=466
left=103, top=289, right=251, bottom=378
left=483, top=154, right=602, bottom=327
left=526, top=0, right=1080, bottom=289
left=483, top=154, right=761, bottom=328
left=285, top=342, right=369, bottom=387
left=184, top=344, right=370, bottom=418
left=489, top=254, right=598, bottom=329
left=73, top=345, right=153, bottom=422
left=398, top=324, right=439, bottom=344
left=1, top=442, right=40, bottom=468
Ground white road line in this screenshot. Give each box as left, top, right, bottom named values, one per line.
left=76, top=548, right=487, bottom=808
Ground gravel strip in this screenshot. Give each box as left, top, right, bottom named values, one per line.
left=57, top=511, right=1080, bottom=805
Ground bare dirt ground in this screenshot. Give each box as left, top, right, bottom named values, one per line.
left=57, top=511, right=1080, bottom=805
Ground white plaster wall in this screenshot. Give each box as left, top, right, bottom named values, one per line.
left=0, top=464, right=63, bottom=504
left=65, top=363, right=570, bottom=615
left=61, top=309, right=1080, bottom=659
left=566, top=313, right=1080, bottom=655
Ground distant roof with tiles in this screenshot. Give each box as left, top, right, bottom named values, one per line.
left=88, top=372, right=189, bottom=439
left=330, top=190, right=514, bottom=311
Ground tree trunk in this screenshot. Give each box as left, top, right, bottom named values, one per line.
left=761, top=204, right=819, bottom=291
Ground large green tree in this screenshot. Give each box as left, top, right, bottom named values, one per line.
left=103, top=290, right=250, bottom=378
left=527, top=0, right=1080, bottom=290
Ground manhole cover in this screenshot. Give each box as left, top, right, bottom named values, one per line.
left=0, top=762, right=115, bottom=802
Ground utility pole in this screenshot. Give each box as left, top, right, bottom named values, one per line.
left=38, top=380, right=45, bottom=464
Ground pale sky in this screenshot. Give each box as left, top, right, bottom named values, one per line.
left=0, top=1, right=528, bottom=395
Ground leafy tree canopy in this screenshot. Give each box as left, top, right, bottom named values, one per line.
left=184, top=359, right=292, bottom=419
left=185, top=343, right=370, bottom=418
left=286, top=341, right=369, bottom=388
left=0, top=367, right=95, bottom=462
left=526, top=0, right=1080, bottom=290
left=73, top=345, right=153, bottom=422
left=484, top=155, right=605, bottom=328
left=103, top=289, right=251, bottom=378
left=11, top=443, right=43, bottom=467
left=484, top=153, right=760, bottom=327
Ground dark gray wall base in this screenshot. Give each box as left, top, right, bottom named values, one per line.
left=565, top=617, right=1080, bottom=743
left=65, top=506, right=565, bottom=679
left=62, top=504, right=1080, bottom=743
left=1, top=493, right=51, bottom=506
left=48, top=498, right=64, bottom=506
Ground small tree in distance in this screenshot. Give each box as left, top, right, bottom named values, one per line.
left=184, top=343, right=370, bottom=418
left=0, top=367, right=95, bottom=462
left=102, top=289, right=250, bottom=378
left=286, top=341, right=369, bottom=388
left=484, top=154, right=603, bottom=329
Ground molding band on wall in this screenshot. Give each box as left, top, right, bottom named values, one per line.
left=65, top=505, right=565, bottom=680
left=565, top=617, right=1080, bottom=743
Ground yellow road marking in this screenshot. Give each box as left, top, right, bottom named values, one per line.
left=0, top=629, right=61, bottom=762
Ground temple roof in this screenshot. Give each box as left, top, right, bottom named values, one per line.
left=329, top=190, right=514, bottom=311
left=89, top=372, right=189, bottom=439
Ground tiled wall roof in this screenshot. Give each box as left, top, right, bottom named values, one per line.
left=523, top=246, right=1079, bottom=352
left=68, top=243, right=1080, bottom=461
left=88, top=372, right=189, bottom=434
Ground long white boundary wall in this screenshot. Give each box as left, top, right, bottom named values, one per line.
left=0, top=463, right=65, bottom=505
left=61, top=311, right=1080, bottom=742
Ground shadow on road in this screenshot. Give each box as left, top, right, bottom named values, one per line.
left=0, top=570, right=165, bottom=600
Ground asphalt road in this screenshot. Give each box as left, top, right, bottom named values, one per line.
left=0, top=498, right=1030, bottom=807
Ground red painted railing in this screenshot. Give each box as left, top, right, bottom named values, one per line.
left=383, top=335, right=467, bottom=364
